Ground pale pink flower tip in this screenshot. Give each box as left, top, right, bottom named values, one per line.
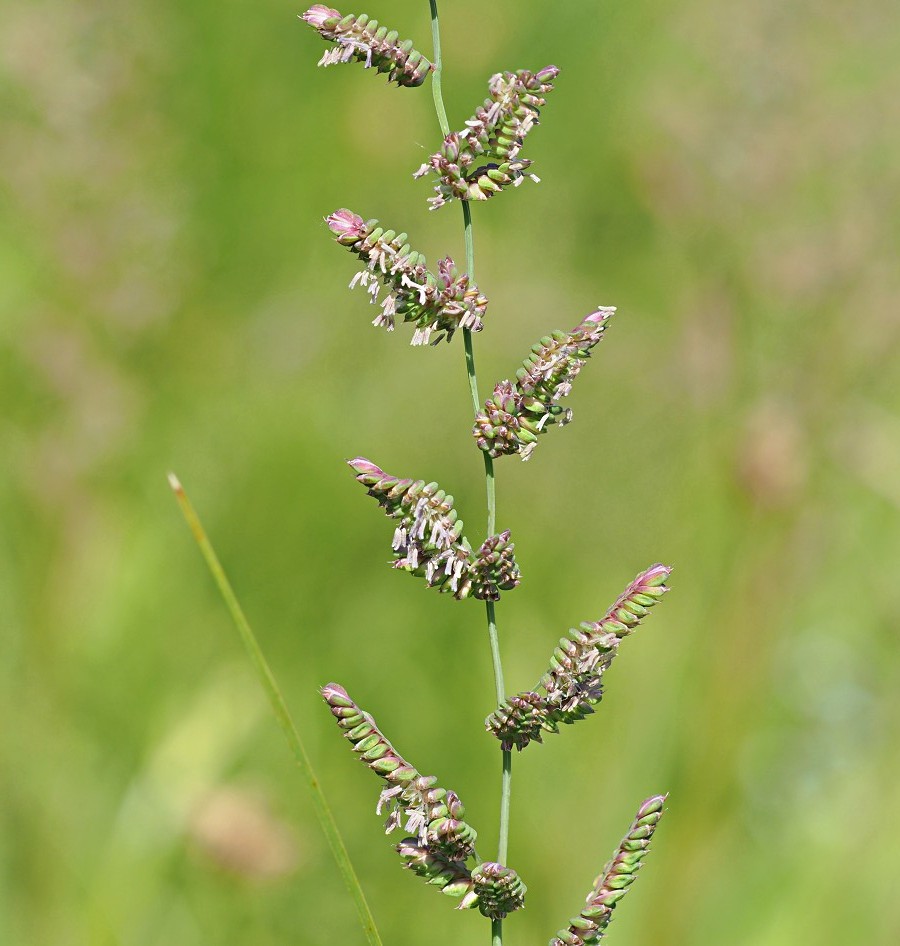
left=347, top=457, right=385, bottom=478
left=301, top=5, right=340, bottom=28
left=641, top=563, right=673, bottom=586
left=585, top=305, right=616, bottom=326
left=326, top=209, right=366, bottom=239
left=637, top=794, right=668, bottom=818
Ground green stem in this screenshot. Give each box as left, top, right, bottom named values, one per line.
left=499, top=747, right=512, bottom=864
left=428, top=0, right=450, bottom=138
left=426, top=8, right=512, bottom=946
left=463, top=330, right=481, bottom=417
left=487, top=599, right=512, bottom=867
left=485, top=601, right=504, bottom=707
left=461, top=199, right=496, bottom=528
left=169, top=474, right=383, bottom=946
left=462, top=199, right=476, bottom=278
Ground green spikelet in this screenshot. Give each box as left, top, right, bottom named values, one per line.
left=301, top=6, right=432, bottom=87
left=549, top=796, right=665, bottom=946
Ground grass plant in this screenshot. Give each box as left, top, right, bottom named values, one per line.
left=174, top=3, right=674, bottom=943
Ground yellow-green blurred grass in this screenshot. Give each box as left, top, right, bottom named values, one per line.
left=1, top=0, right=899, bottom=944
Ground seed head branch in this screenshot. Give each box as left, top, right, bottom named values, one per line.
left=348, top=458, right=520, bottom=601
left=474, top=308, right=614, bottom=460
left=415, top=67, right=560, bottom=208
left=301, top=6, right=432, bottom=87
left=549, top=795, right=666, bottom=946
left=327, top=209, right=488, bottom=345
left=487, top=564, right=672, bottom=750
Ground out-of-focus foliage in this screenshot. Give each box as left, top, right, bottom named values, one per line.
left=1, top=1, right=899, bottom=944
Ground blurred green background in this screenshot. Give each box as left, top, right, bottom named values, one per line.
left=2, top=0, right=899, bottom=944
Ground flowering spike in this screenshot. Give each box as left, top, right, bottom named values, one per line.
left=415, top=66, right=560, bottom=209
left=485, top=691, right=548, bottom=751
left=470, top=529, right=521, bottom=601
left=549, top=796, right=666, bottom=946
left=540, top=563, right=672, bottom=725
left=396, top=838, right=479, bottom=908
left=471, top=862, right=527, bottom=919
left=322, top=683, right=478, bottom=861
left=348, top=458, right=520, bottom=601
left=326, top=210, right=488, bottom=344
left=474, top=307, right=614, bottom=460
left=301, top=6, right=432, bottom=87
left=487, top=565, right=672, bottom=750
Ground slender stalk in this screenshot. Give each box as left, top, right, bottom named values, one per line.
left=426, top=7, right=513, bottom=945
left=487, top=598, right=513, bottom=868
left=485, top=601, right=504, bottom=706
left=499, top=749, right=512, bottom=862
left=428, top=0, right=450, bottom=138
left=463, top=331, right=481, bottom=417
left=462, top=198, right=476, bottom=278
left=169, top=474, right=383, bottom=946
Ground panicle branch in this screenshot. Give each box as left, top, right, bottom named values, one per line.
left=474, top=307, right=614, bottom=460
left=414, top=66, right=560, bottom=209
left=327, top=209, right=488, bottom=344
left=321, top=683, right=478, bottom=862
left=549, top=795, right=666, bottom=946
left=487, top=564, right=672, bottom=750
left=301, top=6, right=432, bottom=86
left=348, top=458, right=520, bottom=600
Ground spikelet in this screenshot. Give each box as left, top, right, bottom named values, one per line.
left=348, top=458, right=520, bottom=601
left=301, top=6, right=432, bottom=87
left=549, top=796, right=665, bottom=946
left=469, top=530, right=521, bottom=601
left=327, top=210, right=488, bottom=345
left=471, top=863, right=527, bottom=919
left=474, top=308, right=613, bottom=460
left=485, top=691, right=548, bottom=752
left=322, top=683, right=478, bottom=862
left=396, top=839, right=479, bottom=908
left=414, top=67, right=559, bottom=209
left=487, top=565, right=671, bottom=750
